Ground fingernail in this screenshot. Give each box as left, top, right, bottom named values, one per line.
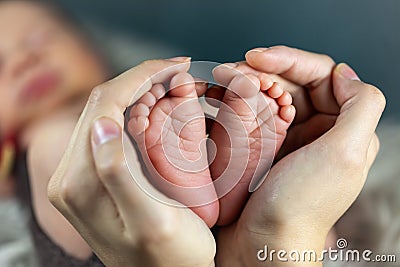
left=248, top=47, right=269, bottom=53
left=214, top=62, right=237, bottom=71
left=223, top=62, right=238, bottom=68
left=167, top=56, right=191, bottom=62
left=92, top=118, right=121, bottom=147
left=336, top=63, right=360, bottom=81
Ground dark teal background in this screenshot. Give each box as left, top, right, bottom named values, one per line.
left=56, top=0, right=400, bottom=120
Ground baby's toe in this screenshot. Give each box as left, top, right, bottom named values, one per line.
left=266, top=82, right=284, bottom=99
left=212, top=63, right=239, bottom=86
left=259, top=73, right=274, bottom=91
left=279, top=104, right=296, bottom=124
left=169, top=72, right=196, bottom=98
left=137, top=84, right=166, bottom=108
left=277, top=91, right=293, bottom=106
left=149, top=83, right=166, bottom=101
left=128, top=103, right=150, bottom=137
left=227, top=74, right=260, bottom=99
left=264, top=82, right=293, bottom=107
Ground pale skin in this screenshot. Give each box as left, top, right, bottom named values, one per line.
left=49, top=58, right=218, bottom=267
left=128, top=72, right=220, bottom=227
left=209, top=70, right=295, bottom=226
left=47, top=46, right=385, bottom=266
left=1, top=1, right=382, bottom=266
left=216, top=47, right=385, bottom=266
left=128, top=70, right=295, bottom=227
left=0, top=1, right=298, bottom=262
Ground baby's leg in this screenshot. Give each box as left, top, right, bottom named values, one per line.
left=210, top=73, right=295, bottom=225
left=128, top=73, right=219, bottom=227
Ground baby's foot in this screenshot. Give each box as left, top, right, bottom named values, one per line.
left=210, top=73, right=295, bottom=225
left=128, top=73, right=219, bottom=227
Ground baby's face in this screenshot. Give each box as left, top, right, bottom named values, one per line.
left=0, top=1, right=107, bottom=136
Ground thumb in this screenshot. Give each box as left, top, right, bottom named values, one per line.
left=91, top=117, right=133, bottom=205
left=326, top=63, right=386, bottom=153
left=91, top=117, right=172, bottom=214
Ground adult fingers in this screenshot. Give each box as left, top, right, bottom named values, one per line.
left=48, top=58, right=191, bottom=215
left=213, top=61, right=298, bottom=89
left=87, top=58, right=191, bottom=126
left=276, top=113, right=337, bottom=160
left=212, top=61, right=313, bottom=123
left=245, top=46, right=339, bottom=115
left=325, top=63, right=386, bottom=157
left=90, top=117, right=184, bottom=232
left=91, top=118, right=141, bottom=213
left=366, top=134, right=380, bottom=172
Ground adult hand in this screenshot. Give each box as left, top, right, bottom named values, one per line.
left=215, top=46, right=385, bottom=266
left=47, top=58, right=216, bottom=267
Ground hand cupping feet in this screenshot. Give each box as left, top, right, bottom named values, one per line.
left=127, top=65, right=295, bottom=227
left=128, top=72, right=219, bottom=227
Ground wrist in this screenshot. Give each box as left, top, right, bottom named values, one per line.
left=254, top=231, right=326, bottom=267
left=218, top=221, right=328, bottom=267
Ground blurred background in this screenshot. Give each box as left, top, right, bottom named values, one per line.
left=0, top=1, right=398, bottom=266
left=57, top=0, right=399, bottom=121
left=52, top=2, right=400, bottom=266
